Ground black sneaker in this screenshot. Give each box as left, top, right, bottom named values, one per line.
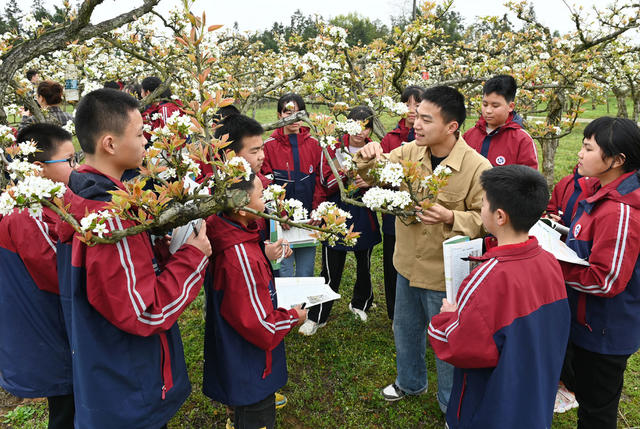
left=381, top=383, right=406, bottom=402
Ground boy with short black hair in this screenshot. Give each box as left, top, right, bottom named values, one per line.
left=0, top=123, right=76, bottom=429
left=57, top=88, right=211, bottom=429
left=464, top=74, right=538, bottom=169
left=203, top=174, right=306, bottom=429
left=428, top=165, right=570, bottom=429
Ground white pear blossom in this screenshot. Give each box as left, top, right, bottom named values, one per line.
left=62, top=120, right=75, bottom=135
left=433, top=165, right=452, bottom=176
left=381, top=96, right=410, bottom=116
left=362, top=187, right=412, bottom=211
left=319, top=135, right=339, bottom=149
left=226, top=156, right=252, bottom=180
left=376, top=161, right=404, bottom=187
left=311, top=201, right=352, bottom=221
left=18, top=140, right=38, bottom=156
left=262, top=184, right=285, bottom=202
left=283, top=198, right=308, bottom=221
left=336, top=119, right=363, bottom=136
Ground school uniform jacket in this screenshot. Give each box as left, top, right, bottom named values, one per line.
left=142, top=100, right=184, bottom=141
left=0, top=207, right=72, bottom=398
left=380, top=118, right=414, bottom=236
left=56, top=165, right=208, bottom=429
left=429, top=237, right=570, bottom=429
left=319, top=134, right=381, bottom=251
left=561, top=170, right=640, bottom=355
left=546, top=165, right=585, bottom=226
left=261, top=127, right=324, bottom=211
left=463, top=112, right=538, bottom=170
left=203, top=214, right=298, bottom=406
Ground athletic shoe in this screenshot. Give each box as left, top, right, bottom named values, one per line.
left=298, top=319, right=326, bottom=336
left=275, top=392, right=287, bottom=409
left=381, top=383, right=407, bottom=401
left=554, top=384, right=579, bottom=413
left=349, top=303, right=368, bottom=322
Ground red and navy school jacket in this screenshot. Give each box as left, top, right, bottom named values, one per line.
left=428, top=237, right=569, bottom=429
left=546, top=165, right=586, bottom=227
left=319, top=134, right=381, bottom=251
left=463, top=112, right=538, bottom=170
left=0, top=207, right=72, bottom=398
left=380, top=118, right=414, bottom=236
left=561, top=170, right=640, bottom=355
left=261, top=127, right=324, bottom=211
left=56, top=165, right=208, bottom=429
left=202, top=214, right=298, bottom=406
left=142, top=100, right=184, bottom=141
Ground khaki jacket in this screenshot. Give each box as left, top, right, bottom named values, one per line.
left=354, top=137, right=491, bottom=291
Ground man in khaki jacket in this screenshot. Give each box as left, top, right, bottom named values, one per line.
left=354, top=86, right=491, bottom=412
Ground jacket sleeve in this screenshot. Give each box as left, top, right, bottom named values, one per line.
left=448, top=160, right=491, bottom=238
left=428, top=269, right=499, bottom=368
left=0, top=213, right=59, bottom=294
left=561, top=204, right=640, bottom=297
left=260, top=140, right=274, bottom=178
left=84, top=217, right=209, bottom=336
left=516, top=129, right=539, bottom=170
left=219, top=254, right=298, bottom=351
left=318, top=145, right=344, bottom=198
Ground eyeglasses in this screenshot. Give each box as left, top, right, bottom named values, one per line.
left=43, top=152, right=79, bottom=168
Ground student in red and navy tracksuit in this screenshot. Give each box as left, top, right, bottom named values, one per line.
left=559, top=117, right=640, bottom=429
left=429, top=165, right=570, bottom=429
left=379, top=85, right=423, bottom=320
left=141, top=76, right=183, bottom=141
left=203, top=174, right=307, bottom=429
left=463, top=75, right=538, bottom=170
left=0, top=124, right=77, bottom=429
left=261, top=93, right=324, bottom=278
left=300, top=106, right=382, bottom=336
left=56, top=89, right=211, bottom=429
left=546, top=164, right=586, bottom=227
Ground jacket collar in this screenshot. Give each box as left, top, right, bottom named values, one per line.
left=475, top=236, right=541, bottom=262
left=582, top=170, right=640, bottom=214
left=419, top=135, right=469, bottom=173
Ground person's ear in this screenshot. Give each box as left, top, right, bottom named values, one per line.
left=447, top=121, right=459, bottom=135
left=614, top=153, right=626, bottom=169
left=508, top=101, right=515, bottom=112
left=98, top=134, right=116, bottom=156
left=495, top=208, right=509, bottom=226
left=33, top=161, right=44, bottom=176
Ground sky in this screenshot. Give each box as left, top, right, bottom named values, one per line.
left=5, top=0, right=611, bottom=35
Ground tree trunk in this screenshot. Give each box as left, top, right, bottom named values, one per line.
left=541, top=90, right=565, bottom=187
left=613, top=87, right=629, bottom=118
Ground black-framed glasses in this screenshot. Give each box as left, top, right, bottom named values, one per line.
left=43, top=152, right=79, bottom=168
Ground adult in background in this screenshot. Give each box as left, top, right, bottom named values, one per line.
left=19, top=80, right=74, bottom=132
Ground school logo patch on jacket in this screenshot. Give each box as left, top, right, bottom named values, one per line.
left=495, top=155, right=506, bottom=165
left=573, top=223, right=582, bottom=237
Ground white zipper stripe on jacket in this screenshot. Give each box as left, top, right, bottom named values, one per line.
left=234, top=244, right=275, bottom=333
left=34, top=213, right=56, bottom=253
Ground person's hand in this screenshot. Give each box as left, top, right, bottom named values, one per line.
left=354, top=175, right=369, bottom=189
left=264, top=239, right=292, bottom=261
left=280, top=218, right=291, bottom=230
left=308, top=218, right=322, bottom=226
left=415, top=203, right=454, bottom=225
left=440, top=298, right=458, bottom=313
left=546, top=212, right=562, bottom=223
left=292, top=305, right=308, bottom=325
left=357, top=141, right=383, bottom=161
left=185, top=221, right=212, bottom=257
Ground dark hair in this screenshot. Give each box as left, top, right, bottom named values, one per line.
left=480, top=165, right=549, bottom=233
left=37, top=80, right=64, bottom=105
left=17, top=123, right=72, bottom=163
left=103, top=81, right=120, bottom=90
left=213, top=105, right=241, bottom=123
left=583, top=116, right=640, bottom=172
left=74, top=89, right=140, bottom=154
left=124, top=82, right=142, bottom=99
left=223, top=172, right=257, bottom=213
left=347, top=105, right=374, bottom=129
left=401, top=85, right=424, bottom=103
left=141, top=76, right=172, bottom=99
left=214, top=114, right=264, bottom=153
left=277, top=93, right=306, bottom=114
left=483, top=75, right=517, bottom=103
left=421, top=86, right=466, bottom=131
left=26, top=69, right=39, bottom=81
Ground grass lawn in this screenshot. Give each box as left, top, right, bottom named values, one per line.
left=2, top=104, right=639, bottom=429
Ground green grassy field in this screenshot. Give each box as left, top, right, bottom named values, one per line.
left=2, top=102, right=639, bottom=429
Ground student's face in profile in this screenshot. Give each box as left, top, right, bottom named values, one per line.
left=577, top=135, right=613, bottom=178
left=480, top=192, right=498, bottom=236
left=38, top=140, right=76, bottom=185
left=112, top=109, right=147, bottom=170
left=405, top=95, right=420, bottom=128
left=481, top=92, right=514, bottom=129
left=238, top=135, right=265, bottom=173
left=413, top=101, right=458, bottom=148
left=278, top=101, right=301, bottom=135
left=245, top=176, right=266, bottom=215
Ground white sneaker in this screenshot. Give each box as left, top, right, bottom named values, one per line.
left=349, top=303, right=368, bottom=322
left=298, top=319, right=326, bottom=336
left=554, top=384, right=578, bottom=413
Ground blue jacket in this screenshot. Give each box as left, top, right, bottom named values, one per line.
left=0, top=208, right=72, bottom=398
left=562, top=170, right=640, bottom=355
left=203, top=214, right=298, bottom=406
left=319, top=134, right=381, bottom=251
left=429, top=238, right=569, bottom=429
left=57, top=165, right=208, bottom=428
